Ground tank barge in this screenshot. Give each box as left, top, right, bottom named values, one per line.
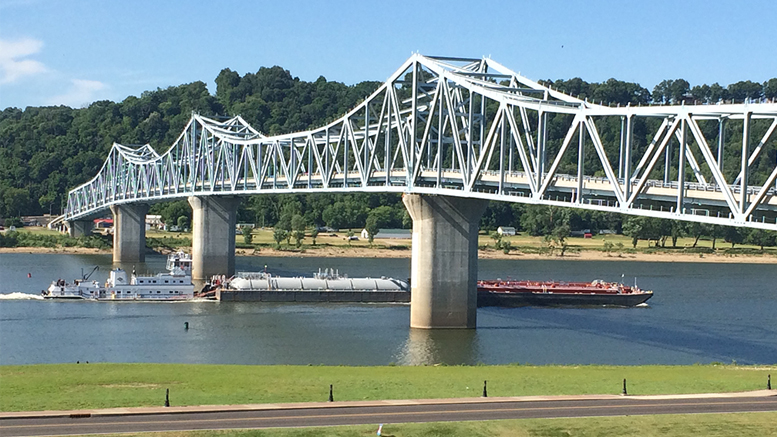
left=203, top=268, right=410, bottom=303
left=477, top=279, right=652, bottom=307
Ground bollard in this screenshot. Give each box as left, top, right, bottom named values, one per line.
left=165, top=388, right=170, bottom=407
left=482, top=380, right=488, bottom=397
left=328, top=384, right=334, bottom=402
left=184, top=322, right=189, bottom=330
left=769, top=374, right=772, bottom=390
left=622, top=379, right=627, bottom=396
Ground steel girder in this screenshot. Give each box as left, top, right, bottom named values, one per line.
left=61, top=54, right=777, bottom=230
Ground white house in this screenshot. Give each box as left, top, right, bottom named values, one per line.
left=497, top=226, right=516, bottom=236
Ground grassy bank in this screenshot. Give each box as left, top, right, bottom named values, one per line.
left=4, top=227, right=777, bottom=263
left=1, top=363, right=773, bottom=412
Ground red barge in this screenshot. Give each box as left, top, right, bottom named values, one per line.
left=477, top=279, right=652, bottom=307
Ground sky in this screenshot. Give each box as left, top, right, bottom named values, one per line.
left=1, top=0, right=775, bottom=110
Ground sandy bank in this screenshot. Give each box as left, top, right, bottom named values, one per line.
left=3, top=245, right=776, bottom=264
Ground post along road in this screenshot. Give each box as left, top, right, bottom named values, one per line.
left=2, top=391, right=776, bottom=436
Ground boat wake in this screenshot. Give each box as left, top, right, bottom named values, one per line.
left=0, top=292, right=44, bottom=300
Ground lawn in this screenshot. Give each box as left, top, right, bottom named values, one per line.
left=1, top=363, right=773, bottom=412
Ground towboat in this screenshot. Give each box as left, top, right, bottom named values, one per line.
left=477, top=279, right=652, bottom=307
left=43, top=252, right=195, bottom=301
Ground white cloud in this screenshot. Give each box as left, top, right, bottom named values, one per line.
left=46, top=79, right=108, bottom=107
left=0, top=37, right=48, bottom=83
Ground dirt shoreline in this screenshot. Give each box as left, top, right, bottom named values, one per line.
left=2, top=245, right=776, bottom=264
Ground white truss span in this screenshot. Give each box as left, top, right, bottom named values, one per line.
left=63, top=54, right=777, bottom=230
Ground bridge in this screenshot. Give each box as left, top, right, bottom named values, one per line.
left=58, top=54, right=777, bottom=328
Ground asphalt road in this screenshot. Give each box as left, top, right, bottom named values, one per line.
left=2, top=395, right=776, bottom=436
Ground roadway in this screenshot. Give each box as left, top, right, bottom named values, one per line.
left=1, top=391, right=775, bottom=436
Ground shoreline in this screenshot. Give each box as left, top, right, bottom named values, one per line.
left=2, top=245, right=777, bottom=264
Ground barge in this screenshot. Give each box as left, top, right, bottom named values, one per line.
left=203, top=268, right=410, bottom=303
left=477, top=279, right=652, bottom=307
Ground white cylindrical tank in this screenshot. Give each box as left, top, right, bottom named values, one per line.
left=230, top=276, right=270, bottom=290
left=272, top=278, right=304, bottom=290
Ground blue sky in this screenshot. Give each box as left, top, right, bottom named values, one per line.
left=1, top=0, right=775, bottom=109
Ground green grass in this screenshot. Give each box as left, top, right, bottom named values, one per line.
left=1, top=364, right=773, bottom=412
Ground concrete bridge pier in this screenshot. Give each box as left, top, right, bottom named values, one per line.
left=66, top=220, right=94, bottom=237
left=402, top=194, right=488, bottom=329
left=188, top=196, right=241, bottom=281
left=111, top=203, right=149, bottom=263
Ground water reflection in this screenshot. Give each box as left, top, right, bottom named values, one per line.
left=396, top=328, right=480, bottom=365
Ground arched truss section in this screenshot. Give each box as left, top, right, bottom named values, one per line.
left=64, top=54, right=777, bottom=230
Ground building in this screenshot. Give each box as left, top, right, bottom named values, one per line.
left=146, top=214, right=164, bottom=230
left=497, top=226, right=516, bottom=236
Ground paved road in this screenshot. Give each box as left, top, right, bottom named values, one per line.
left=2, top=392, right=775, bottom=436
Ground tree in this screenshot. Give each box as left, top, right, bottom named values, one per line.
left=670, top=220, right=684, bottom=247
left=155, top=200, right=191, bottom=230
left=365, top=215, right=379, bottom=246
left=310, top=227, right=319, bottom=246
left=723, top=226, right=744, bottom=248
left=745, top=229, right=777, bottom=250
left=346, top=229, right=355, bottom=245
left=764, top=78, right=777, bottom=100
left=521, top=205, right=568, bottom=237
left=709, top=225, right=725, bottom=250
left=241, top=226, right=253, bottom=245
left=3, top=187, right=30, bottom=217
left=622, top=217, right=643, bottom=248
left=291, top=214, right=306, bottom=248
left=552, top=224, right=570, bottom=256
left=272, top=228, right=287, bottom=249
left=490, top=231, right=503, bottom=250
left=481, top=202, right=514, bottom=232
left=685, top=222, right=707, bottom=247
left=727, top=80, right=763, bottom=101
left=176, top=215, right=189, bottom=231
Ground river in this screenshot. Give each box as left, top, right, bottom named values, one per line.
left=0, top=253, right=775, bottom=366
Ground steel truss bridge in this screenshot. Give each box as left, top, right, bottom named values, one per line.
left=62, top=54, right=777, bottom=230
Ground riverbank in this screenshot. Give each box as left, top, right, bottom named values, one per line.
left=3, top=244, right=777, bottom=264
left=2, top=364, right=776, bottom=436
left=1, top=363, right=773, bottom=412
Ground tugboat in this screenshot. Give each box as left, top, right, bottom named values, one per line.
left=477, top=278, right=652, bottom=307
left=43, top=252, right=195, bottom=301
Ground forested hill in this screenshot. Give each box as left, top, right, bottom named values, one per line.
left=0, top=66, right=775, bottom=231
left=0, top=66, right=382, bottom=218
